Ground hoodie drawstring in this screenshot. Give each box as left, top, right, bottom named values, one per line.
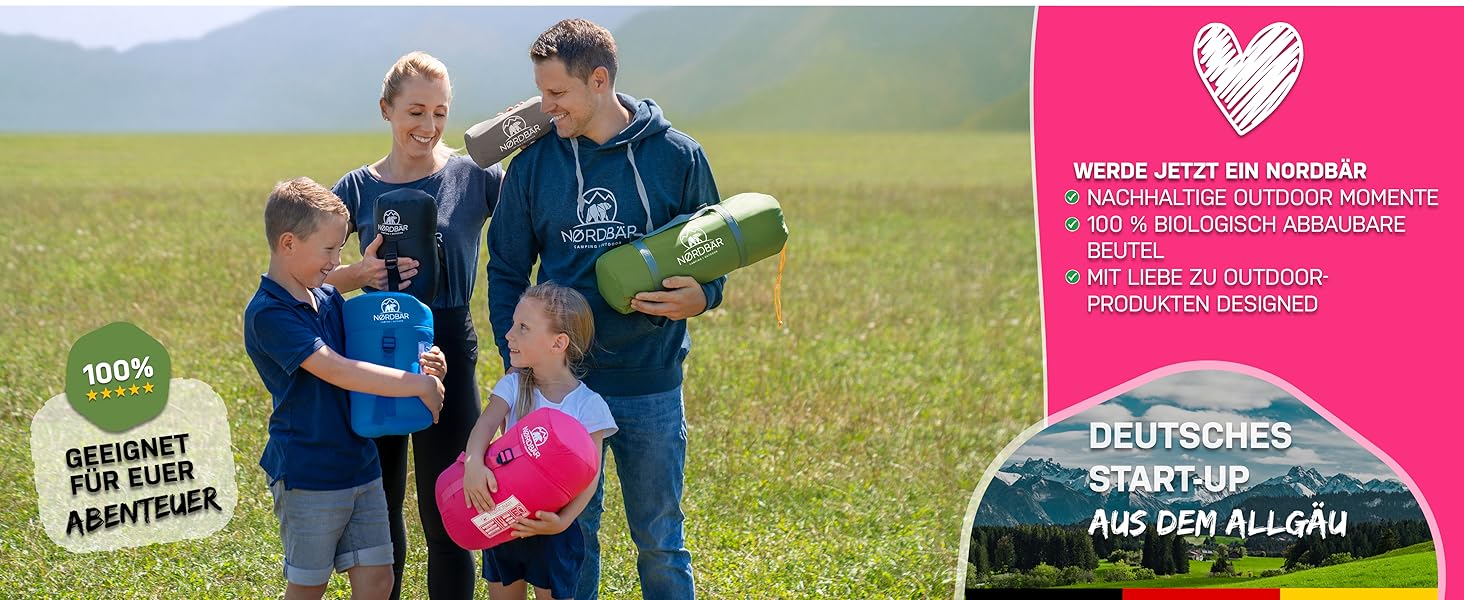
left=571, top=137, right=586, bottom=220
left=569, top=137, right=654, bottom=235
left=624, top=143, right=653, bottom=234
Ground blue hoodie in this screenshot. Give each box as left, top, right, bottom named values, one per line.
left=487, top=93, right=724, bottom=397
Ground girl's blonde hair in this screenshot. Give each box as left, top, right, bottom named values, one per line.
left=381, top=51, right=459, bottom=161
left=515, top=282, right=595, bottom=421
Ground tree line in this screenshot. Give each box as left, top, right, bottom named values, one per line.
left=1283, top=520, right=1430, bottom=569
left=969, top=524, right=1100, bottom=576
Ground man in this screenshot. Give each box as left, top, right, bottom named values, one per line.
left=486, top=18, right=724, bottom=600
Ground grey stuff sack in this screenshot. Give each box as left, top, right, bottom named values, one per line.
left=464, top=96, right=554, bottom=168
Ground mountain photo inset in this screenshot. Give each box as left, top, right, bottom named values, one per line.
left=962, top=368, right=1438, bottom=592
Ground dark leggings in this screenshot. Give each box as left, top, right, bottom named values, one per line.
left=377, top=306, right=481, bottom=599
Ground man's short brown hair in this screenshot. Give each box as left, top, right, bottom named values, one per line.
left=264, top=177, right=350, bottom=250
left=530, top=18, right=619, bottom=84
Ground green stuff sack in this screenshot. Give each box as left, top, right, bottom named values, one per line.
left=596, top=192, right=788, bottom=316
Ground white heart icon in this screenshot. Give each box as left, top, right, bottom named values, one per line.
left=1194, top=22, right=1303, bottom=136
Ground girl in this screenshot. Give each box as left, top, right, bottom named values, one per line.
left=462, top=283, right=617, bottom=600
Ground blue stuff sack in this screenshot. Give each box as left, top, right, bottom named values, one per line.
left=343, top=291, right=435, bottom=437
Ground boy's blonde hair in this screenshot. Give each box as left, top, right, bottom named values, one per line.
left=381, top=51, right=458, bottom=161
left=264, top=177, right=350, bottom=250
left=516, top=283, right=595, bottom=421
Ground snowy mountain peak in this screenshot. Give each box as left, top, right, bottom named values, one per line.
left=1001, top=457, right=1089, bottom=491
left=1008, top=457, right=1060, bottom=472
left=1286, top=466, right=1326, bottom=482
left=1318, top=473, right=1364, bottom=495
left=1248, top=468, right=1406, bottom=498
left=1252, top=466, right=1328, bottom=496
left=1362, top=478, right=1408, bottom=494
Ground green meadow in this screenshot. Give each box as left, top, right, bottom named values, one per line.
left=0, top=131, right=1041, bottom=597
left=1215, top=542, right=1438, bottom=589
left=1061, top=543, right=1438, bottom=590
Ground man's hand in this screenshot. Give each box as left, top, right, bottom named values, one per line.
left=420, top=345, right=447, bottom=379
left=418, top=374, right=444, bottom=423
left=510, top=510, right=570, bottom=539
left=357, top=233, right=419, bottom=291
left=463, top=459, right=498, bottom=513
left=631, top=276, right=707, bottom=320
left=494, top=100, right=526, bottom=118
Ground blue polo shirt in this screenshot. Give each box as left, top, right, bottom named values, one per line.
left=243, top=275, right=380, bottom=490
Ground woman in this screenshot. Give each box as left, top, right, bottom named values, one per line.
left=327, top=51, right=503, bottom=599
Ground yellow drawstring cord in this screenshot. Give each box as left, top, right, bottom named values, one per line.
left=774, top=245, right=787, bottom=327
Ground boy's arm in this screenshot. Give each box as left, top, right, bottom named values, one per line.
left=509, top=430, right=606, bottom=538
left=250, top=303, right=440, bottom=418
left=462, top=394, right=512, bottom=512
left=299, top=345, right=444, bottom=422
left=486, top=162, right=539, bottom=371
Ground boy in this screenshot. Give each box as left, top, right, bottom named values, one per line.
left=243, top=176, right=447, bottom=600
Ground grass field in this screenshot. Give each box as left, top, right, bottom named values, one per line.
left=1058, top=543, right=1438, bottom=589
left=1214, top=543, right=1437, bottom=589
left=0, top=131, right=1040, bottom=597
left=1377, top=541, right=1438, bottom=559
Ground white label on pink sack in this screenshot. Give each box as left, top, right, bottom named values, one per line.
left=522, top=426, right=549, bottom=458
left=470, top=495, right=531, bottom=538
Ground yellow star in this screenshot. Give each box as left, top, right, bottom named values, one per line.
left=129, top=384, right=141, bottom=395
left=143, top=382, right=155, bottom=393
left=100, top=388, right=112, bottom=399
left=86, top=389, right=98, bottom=402
left=115, top=386, right=126, bottom=397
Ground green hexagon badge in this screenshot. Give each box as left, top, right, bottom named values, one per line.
left=65, top=322, right=171, bottom=432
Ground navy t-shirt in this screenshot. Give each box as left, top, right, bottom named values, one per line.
left=332, top=155, right=504, bottom=309
left=244, top=276, right=380, bottom=490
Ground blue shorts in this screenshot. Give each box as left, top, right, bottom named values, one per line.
left=482, top=522, right=585, bottom=599
left=269, top=477, right=393, bottom=586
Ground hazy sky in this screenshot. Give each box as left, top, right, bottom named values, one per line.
left=0, top=7, right=276, bottom=51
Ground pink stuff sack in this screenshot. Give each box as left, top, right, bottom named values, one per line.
left=436, top=408, right=600, bottom=550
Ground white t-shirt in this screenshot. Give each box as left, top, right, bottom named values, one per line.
left=491, top=372, right=618, bottom=438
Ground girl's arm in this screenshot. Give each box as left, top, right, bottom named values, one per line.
left=510, top=430, right=606, bottom=538
left=462, top=394, right=512, bottom=512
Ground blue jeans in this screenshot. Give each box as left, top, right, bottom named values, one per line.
left=575, top=386, right=695, bottom=600
left=268, top=477, right=393, bottom=586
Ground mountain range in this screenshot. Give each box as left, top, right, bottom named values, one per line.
left=1208, top=465, right=1408, bottom=515
left=976, top=458, right=1415, bottom=528
left=2, top=6, right=1032, bottom=132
